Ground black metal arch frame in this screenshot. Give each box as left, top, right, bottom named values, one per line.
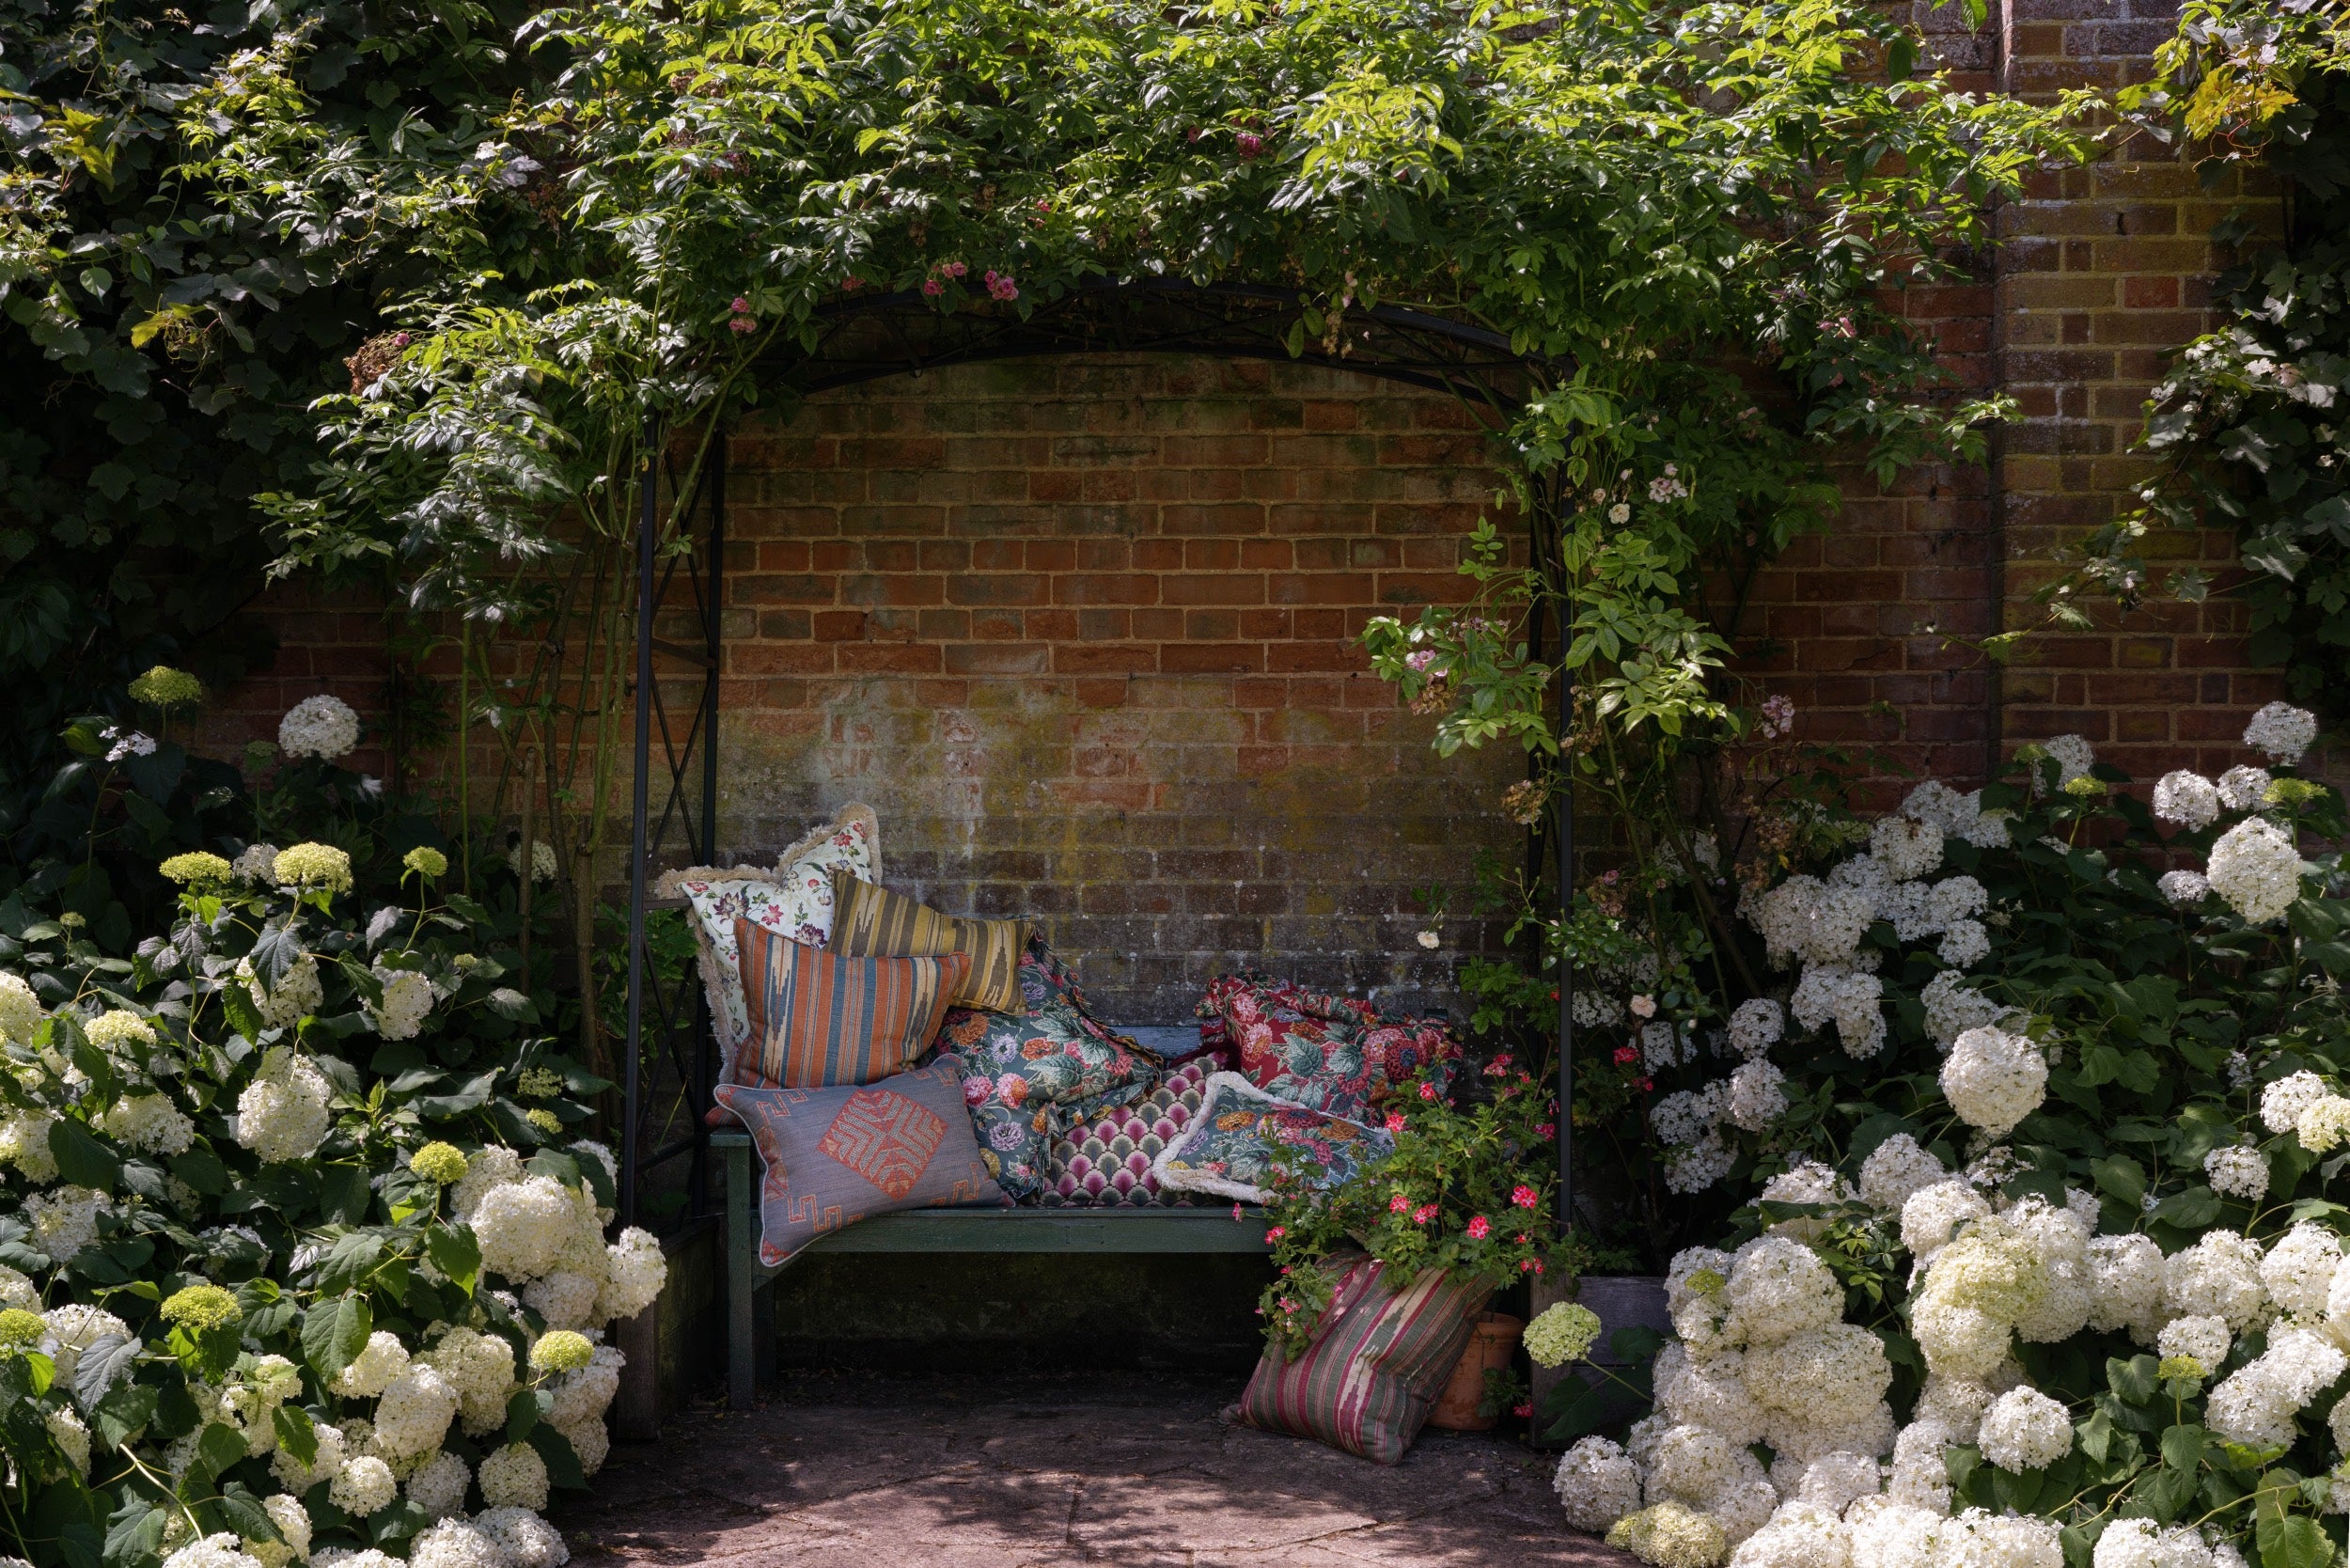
left=619, top=279, right=1581, bottom=1237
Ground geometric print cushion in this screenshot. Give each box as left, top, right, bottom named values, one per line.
left=732, top=919, right=969, bottom=1090
left=828, top=869, right=1029, bottom=1015
left=1040, top=1058, right=1213, bottom=1208
left=663, top=804, right=882, bottom=1075
left=713, top=1063, right=1008, bottom=1266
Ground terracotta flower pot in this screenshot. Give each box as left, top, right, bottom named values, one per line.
left=1426, top=1311, right=1526, bottom=1431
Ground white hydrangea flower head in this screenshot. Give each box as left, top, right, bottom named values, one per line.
left=472, top=1508, right=568, bottom=1568
left=27, top=1188, right=109, bottom=1263
left=1886, top=1420, right=1955, bottom=1513
left=421, top=1326, right=518, bottom=1435
left=1936, top=1508, right=2063, bottom=1568
left=2206, top=1327, right=2346, bottom=1448
left=46, top=1404, right=88, bottom=1475
left=1856, top=1135, right=1945, bottom=1215
left=162, top=1534, right=266, bottom=1568
left=1929, top=875, right=1987, bottom=929
left=1977, top=1386, right=2071, bottom=1473
left=2093, top=1519, right=2216, bottom=1568
left=1940, top=1027, right=2046, bottom=1137
left=450, top=1145, right=526, bottom=1224
left=601, top=1228, right=667, bottom=1322
left=2041, top=734, right=2096, bottom=789
left=408, top=1519, right=506, bottom=1568
left=99, top=1092, right=195, bottom=1156
left=2262, top=1223, right=2342, bottom=1320
left=546, top=1345, right=625, bottom=1431
left=1921, top=972, right=2005, bottom=1050
left=373, top=1364, right=458, bottom=1460
left=1656, top=1347, right=1765, bottom=1446
left=1794, top=1450, right=1883, bottom=1515
left=2207, top=817, right=2305, bottom=925
left=2086, top=1234, right=2167, bottom=1339
left=2204, top=1144, right=2268, bottom=1202
left=0, top=1110, right=60, bottom=1183
left=1901, top=1180, right=1993, bottom=1263
left=1915, top=1375, right=1997, bottom=1444
left=0, top=972, right=41, bottom=1046
left=279, top=695, right=361, bottom=760
left=523, top=1270, right=604, bottom=1331
left=2298, top=1095, right=2350, bottom=1154
left=366, top=968, right=434, bottom=1042
left=1959, top=801, right=2013, bottom=850
left=1646, top=1421, right=1760, bottom=1504
left=1726, top=1060, right=1788, bottom=1133
left=2004, top=1198, right=2094, bottom=1344
left=1723, top=1236, right=1845, bottom=1348
left=2264, top=1073, right=2330, bottom=1136
left=473, top=1175, right=583, bottom=1281
left=237, top=954, right=324, bottom=1031
left=556, top=1412, right=610, bottom=1477
left=2163, top=1231, right=2272, bottom=1331
left=2159, top=870, right=2212, bottom=907
left=2217, top=764, right=2274, bottom=813
left=1758, top=1159, right=1852, bottom=1243
left=332, top=1331, right=410, bottom=1399
left=1653, top=1087, right=1726, bottom=1149
left=406, top=1451, right=471, bottom=1521
left=244, top=1492, right=310, bottom=1568
left=1606, top=1501, right=1729, bottom=1568
left=2154, top=771, right=2223, bottom=830
left=477, top=1442, right=550, bottom=1511
left=329, top=1455, right=397, bottom=1516
left=1936, top=919, right=1991, bottom=970
left=1643, top=1020, right=1697, bottom=1071
left=1871, top=814, right=1945, bottom=882
left=1728, top=998, right=1784, bottom=1059
left=1744, top=1325, right=1894, bottom=1430
left=1709, top=1480, right=1779, bottom=1548
left=1664, top=1134, right=1737, bottom=1197
left=236, top=1048, right=333, bottom=1163
left=1847, top=1497, right=1942, bottom=1568
left=1728, top=1500, right=1851, bottom=1568
left=233, top=844, right=280, bottom=883
left=2244, top=701, right=2319, bottom=765
left=2156, top=1314, right=2231, bottom=1374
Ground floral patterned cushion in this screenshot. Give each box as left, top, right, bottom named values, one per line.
left=659, top=806, right=881, bottom=1077
left=933, top=938, right=1158, bottom=1202
left=1196, top=974, right=1458, bottom=1119
left=1151, top=1071, right=1393, bottom=1204
left=1041, top=1058, right=1214, bottom=1207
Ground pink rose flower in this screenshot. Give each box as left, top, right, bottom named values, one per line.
left=921, top=278, right=944, bottom=297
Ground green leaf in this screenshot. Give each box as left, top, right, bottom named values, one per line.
left=2110, top=1355, right=2160, bottom=1405
left=425, top=1223, right=480, bottom=1297
left=92, top=1382, right=156, bottom=1451
left=2162, top=1422, right=2206, bottom=1473
left=315, top=1231, right=385, bottom=1293
left=505, top=1387, right=542, bottom=1442
left=2090, top=1155, right=2145, bottom=1209
left=321, top=1165, right=373, bottom=1226
left=2152, top=1186, right=2221, bottom=1230
left=525, top=1419, right=587, bottom=1490
left=102, top=1500, right=166, bottom=1568
left=302, top=1293, right=371, bottom=1380
left=48, top=1119, right=119, bottom=1191
left=193, top=1420, right=246, bottom=1480
left=272, top=1404, right=317, bottom=1471
left=2256, top=1513, right=2334, bottom=1568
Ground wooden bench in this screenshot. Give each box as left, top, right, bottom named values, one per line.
left=715, top=1026, right=1273, bottom=1406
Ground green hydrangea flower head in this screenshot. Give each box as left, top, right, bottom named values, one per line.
left=0, top=1309, right=44, bottom=1348
left=160, top=1285, right=243, bottom=1333
left=272, top=842, right=353, bottom=895
left=128, top=666, right=205, bottom=710
left=2062, top=775, right=2107, bottom=799
left=529, top=1330, right=595, bottom=1373
left=401, top=846, right=448, bottom=880
left=525, top=1108, right=562, bottom=1137
left=85, top=1011, right=156, bottom=1051
left=159, top=852, right=233, bottom=886
left=1524, top=1301, right=1603, bottom=1369
left=516, top=1067, right=563, bottom=1099
left=409, top=1142, right=469, bottom=1185
left=2156, top=1355, right=2206, bottom=1383
left=2266, top=777, right=2327, bottom=811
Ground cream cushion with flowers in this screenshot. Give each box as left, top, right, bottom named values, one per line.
left=655, top=804, right=881, bottom=1080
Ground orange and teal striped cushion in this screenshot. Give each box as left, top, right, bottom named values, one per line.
left=731, top=918, right=969, bottom=1090
left=1235, top=1254, right=1491, bottom=1465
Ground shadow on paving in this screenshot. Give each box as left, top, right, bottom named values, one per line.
left=556, top=1369, right=1637, bottom=1567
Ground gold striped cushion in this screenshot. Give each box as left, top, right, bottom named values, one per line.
left=827, top=870, right=1029, bottom=1014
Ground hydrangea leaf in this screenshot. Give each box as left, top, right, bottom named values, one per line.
left=300, top=1291, right=370, bottom=1379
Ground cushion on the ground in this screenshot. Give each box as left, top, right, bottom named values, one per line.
left=933, top=937, right=1160, bottom=1203
left=1150, top=1072, right=1391, bottom=1204
left=713, top=1064, right=1009, bottom=1265
left=660, top=804, right=882, bottom=1076
left=1234, top=1253, right=1492, bottom=1465
left=730, top=918, right=968, bottom=1090
left=1196, top=973, right=1457, bottom=1118
left=827, top=868, right=1028, bottom=1014
left=1041, top=1058, right=1214, bottom=1207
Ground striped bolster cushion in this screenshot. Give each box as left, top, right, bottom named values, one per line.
left=731, top=918, right=970, bottom=1090
left=827, top=869, right=1028, bottom=1014
left=1234, top=1254, right=1492, bottom=1465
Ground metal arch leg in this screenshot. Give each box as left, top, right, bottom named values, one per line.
left=726, top=1136, right=759, bottom=1409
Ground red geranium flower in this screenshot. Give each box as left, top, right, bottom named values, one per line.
left=1466, top=1215, right=1491, bottom=1240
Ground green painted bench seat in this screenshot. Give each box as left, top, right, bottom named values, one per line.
left=715, top=1026, right=1271, bottom=1405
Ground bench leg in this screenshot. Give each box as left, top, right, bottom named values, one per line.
left=726, top=1138, right=758, bottom=1409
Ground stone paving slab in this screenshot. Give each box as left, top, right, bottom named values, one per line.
left=559, top=1371, right=1635, bottom=1567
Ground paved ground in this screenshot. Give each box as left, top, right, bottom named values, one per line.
left=560, top=1370, right=1635, bottom=1567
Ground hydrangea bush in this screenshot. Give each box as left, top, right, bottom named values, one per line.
left=0, top=836, right=664, bottom=1568
left=1552, top=707, right=2350, bottom=1568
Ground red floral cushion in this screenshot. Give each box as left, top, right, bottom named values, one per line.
left=1197, top=974, right=1458, bottom=1119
